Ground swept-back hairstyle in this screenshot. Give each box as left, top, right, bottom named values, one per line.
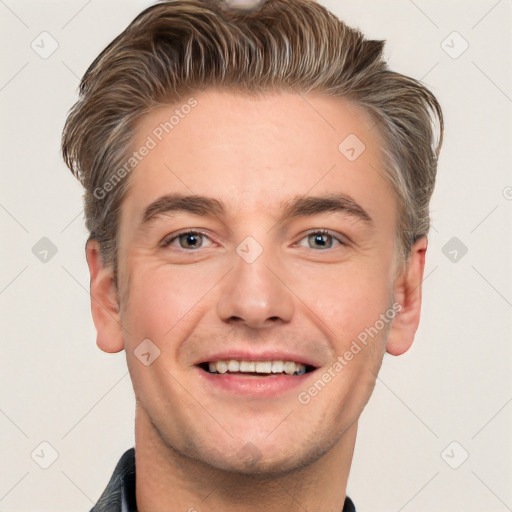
left=61, top=0, right=443, bottom=273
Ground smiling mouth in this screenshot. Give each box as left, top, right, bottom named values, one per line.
left=198, top=360, right=317, bottom=376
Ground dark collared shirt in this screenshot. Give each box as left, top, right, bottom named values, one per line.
left=89, top=447, right=356, bottom=512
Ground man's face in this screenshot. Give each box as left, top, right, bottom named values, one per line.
left=115, top=89, right=401, bottom=474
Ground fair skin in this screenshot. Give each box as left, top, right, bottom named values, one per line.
left=86, top=89, right=427, bottom=512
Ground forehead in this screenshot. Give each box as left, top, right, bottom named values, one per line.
left=122, top=89, right=394, bottom=227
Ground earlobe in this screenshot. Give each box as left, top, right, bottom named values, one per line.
left=85, top=239, right=125, bottom=353
left=386, top=237, right=428, bottom=356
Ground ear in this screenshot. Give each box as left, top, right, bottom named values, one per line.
left=386, top=236, right=428, bottom=356
left=85, top=238, right=125, bottom=353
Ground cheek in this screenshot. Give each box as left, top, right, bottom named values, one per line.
left=292, top=259, right=394, bottom=348
left=121, top=262, right=220, bottom=343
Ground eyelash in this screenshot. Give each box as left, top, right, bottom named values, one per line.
left=160, top=229, right=345, bottom=250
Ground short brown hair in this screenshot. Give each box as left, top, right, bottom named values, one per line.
left=61, top=0, right=443, bottom=273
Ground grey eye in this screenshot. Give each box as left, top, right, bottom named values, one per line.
left=297, top=230, right=343, bottom=250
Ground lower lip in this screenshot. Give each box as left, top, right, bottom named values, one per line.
left=196, top=367, right=315, bottom=397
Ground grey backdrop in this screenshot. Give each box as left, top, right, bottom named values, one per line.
left=1, top=0, right=511, bottom=511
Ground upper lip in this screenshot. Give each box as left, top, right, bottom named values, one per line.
left=195, top=350, right=321, bottom=368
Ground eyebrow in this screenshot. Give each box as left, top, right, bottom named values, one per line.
left=140, top=192, right=373, bottom=227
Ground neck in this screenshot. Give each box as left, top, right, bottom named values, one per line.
left=134, top=405, right=357, bottom=512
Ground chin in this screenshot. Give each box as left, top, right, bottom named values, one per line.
left=188, top=435, right=332, bottom=478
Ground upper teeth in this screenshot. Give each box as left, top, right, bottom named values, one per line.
left=207, top=360, right=306, bottom=375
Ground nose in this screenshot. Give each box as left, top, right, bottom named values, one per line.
left=216, top=243, right=294, bottom=329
